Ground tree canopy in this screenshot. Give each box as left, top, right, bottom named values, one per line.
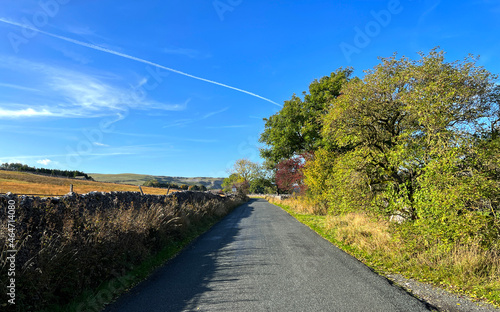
left=262, top=48, right=500, bottom=249
left=259, top=68, right=353, bottom=166
left=222, top=159, right=275, bottom=194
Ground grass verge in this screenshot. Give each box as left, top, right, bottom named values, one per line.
left=266, top=196, right=500, bottom=308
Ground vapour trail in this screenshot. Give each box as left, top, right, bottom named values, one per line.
left=0, top=18, right=282, bottom=107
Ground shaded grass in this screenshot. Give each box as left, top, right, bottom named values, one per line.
left=41, top=206, right=230, bottom=312
left=266, top=196, right=500, bottom=307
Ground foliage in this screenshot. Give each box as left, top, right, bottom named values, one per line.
left=187, top=184, right=207, bottom=191
left=1, top=162, right=92, bottom=180
left=303, top=149, right=371, bottom=214
left=249, top=176, right=274, bottom=194
left=259, top=68, right=353, bottom=167
left=222, top=173, right=244, bottom=192
left=270, top=196, right=500, bottom=307
left=231, top=158, right=260, bottom=182
left=223, top=159, right=275, bottom=194
left=263, top=48, right=500, bottom=295
left=143, top=179, right=183, bottom=190
left=275, top=153, right=310, bottom=194
left=318, top=49, right=499, bottom=230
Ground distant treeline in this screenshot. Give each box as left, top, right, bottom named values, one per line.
left=143, top=179, right=207, bottom=191
left=0, top=163, right=93, bottom=180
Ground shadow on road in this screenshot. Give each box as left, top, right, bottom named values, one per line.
left=104, top=199, right=259, bottom=312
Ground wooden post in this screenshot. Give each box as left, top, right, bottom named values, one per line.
left=139, top=186, right=144, bottom=195
left=166, top=186, right=170, bottom=195
left=70, top=184, right=73, bottom=193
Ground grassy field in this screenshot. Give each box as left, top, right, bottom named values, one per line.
left=0, top=170, right=178, bottom=196
left=90, top=173, right=224, bottom=189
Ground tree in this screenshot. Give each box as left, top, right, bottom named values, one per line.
left=320, top=48, right=499, bottom=219
left=143, top=179, right=160, bottom=187
left=231, top=158, right=259, bottom=182
left=275, top=153, right=310, bottom=194
left=222, top=173, right=243, bottom=192
left=222, top=159, right=274, bottom=194
left=259, top=68, right=353, bottom=167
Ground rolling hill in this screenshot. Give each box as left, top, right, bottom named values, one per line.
left=0, top=170, right=180, bottom=196
left=89, top=173, right=224, bottom=190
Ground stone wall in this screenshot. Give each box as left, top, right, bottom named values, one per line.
left=0, top=190, right=244, bottom=311
left=0, top=190, right=236, bottom=216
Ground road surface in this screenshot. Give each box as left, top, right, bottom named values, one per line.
left=104, top=198, right=432, bottom=312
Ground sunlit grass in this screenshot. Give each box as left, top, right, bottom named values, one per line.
left=267, top=195, right=500, bottom=307
left=0, top=170, right=179, bottom=196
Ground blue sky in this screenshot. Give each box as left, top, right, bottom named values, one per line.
left=0, top=0, right=499, bottom=177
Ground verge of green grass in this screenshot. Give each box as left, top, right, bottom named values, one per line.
left=272, top=200, right=500, bottom=308
left=39, top=203, right=245, bottom=312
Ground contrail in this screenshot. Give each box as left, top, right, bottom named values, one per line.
left=0, top=18, right=282, bottom=107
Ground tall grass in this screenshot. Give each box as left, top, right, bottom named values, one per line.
left=267, top=195, right=500, bottom=307
left=0, top=192, right=245, bottom=311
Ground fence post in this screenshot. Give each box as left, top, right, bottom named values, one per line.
left=167, top=186, right=170, bottom=195
left=70, top=184, right=73, bottom=193
left=139, top=186, right=144, bottom=195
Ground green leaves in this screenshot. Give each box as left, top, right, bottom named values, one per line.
left=259, top=68, right=352, bottom=166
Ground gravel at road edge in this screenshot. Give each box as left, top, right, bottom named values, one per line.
left=386, top=274, right=499, bottom=312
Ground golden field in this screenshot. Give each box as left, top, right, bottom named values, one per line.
left=0, top=170, right=178, bottom=196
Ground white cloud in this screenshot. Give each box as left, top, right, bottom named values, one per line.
left=0, top=19, right=280, bottom=107
left=36, top=159, right=52, bottom=166
left=0, top=56, right=189, bottom=119
left=0, top=82, right=40, bottom=92
left=93, top=142, right=109, bottom=147
left=0, top=107, right=55, bottom=118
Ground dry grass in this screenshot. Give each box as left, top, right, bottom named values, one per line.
left=0, top=192, right=245, bottom=311
left=266, top=195, right=327, bottom=215
left=0, top=170, right=179, bottom=196
left=326, top=213, right=395, bottom=254
left=268, top=195, right=500, bottom=306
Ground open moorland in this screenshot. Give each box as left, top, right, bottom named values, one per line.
left=89, top=173, right=224, bottom=190
left=0, top=170, right=178, bottom=196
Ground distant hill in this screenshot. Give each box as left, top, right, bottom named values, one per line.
left=89, top=173, right=224, bottom=190
left=0, top=170, right=180, bottom=196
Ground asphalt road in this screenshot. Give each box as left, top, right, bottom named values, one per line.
left=104, top=198, right=433, bottom=312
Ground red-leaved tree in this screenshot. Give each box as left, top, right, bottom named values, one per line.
left=275, top=153, right=311, bottom=194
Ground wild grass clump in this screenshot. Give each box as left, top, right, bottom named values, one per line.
left=269, top=196, right=500, bottom=306
left=0, top=192, right=245, bottom=311
left=265, top=195, right=327, bottom=215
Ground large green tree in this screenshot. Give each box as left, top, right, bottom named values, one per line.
left=318, top=48, right=499, bottom=220
left=222, top=159, right=275, bottom=194
left=259, top=68, right=353, bottom=166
